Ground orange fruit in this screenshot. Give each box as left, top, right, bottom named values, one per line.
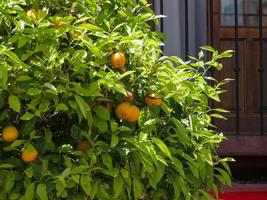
left=2, top=126, right=19, bottom=142
left=115, top=102, right=131, bottom=120
left=124, top=91, right=134, bottom=102
left=115, top=102, right=140, bottom=123
left=145, top=96, right=162, bottom=107
left=77, top=140, right=90, bottom=153
left=111, top=52, right=126, bottom=69
left=21, top=145, right=38, bottom=163
left=126, top=105, right=140, bottom=122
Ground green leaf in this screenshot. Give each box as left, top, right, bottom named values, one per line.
left=21, top=112, right=35, bottom=120
left=4, top=174, right=15, bottom=193
left=90, top=182, right=98, bottom=199
left=172, top=119, right=187, bottom=135
left=80, top=23, right=105, bottom=32
left=81, top=37, right=102, bottom=58
left=173, top=158, right=185, bottom=178
left=152, top=137, right=172, bottom=160
left=24, top=183, right=35, bottom=200
left=18, top=35, right=29, bottom=49
left=155, top=163, right=165, bottom=183
left=172, top=176, right=181, bottom=200
left=71, top=175, right=80, bottom=184
left=189, top=165, right=199, bottom=179
left=9, top=193, right=21, bottom=200
left=210, top=113, right=227, bottom=120
left=95, top=105, right=110, bottom=121
left=177, top=176, right=189, bottom=199
left=0, top=64, right=8, bottom=90
left=44, top=83, right=58, bottom=94
left=94, top=117, right=108, bottom=133
left=0, top=164, right=15, bottom=169
left=8, top=95, right=21, bottom=113
left=55, top=181, right=65, bottom=197
left=111, top=135, right=119, bottom=147
left=24, top=167, right=33, bottom=178
left=2, top=50, right=24, bottom=65
left=56, top=103, right=69, bottom=111
left=216, top=168, right=231, bottom=186
left=212, top=108, right=230, bottom=113
left=220, top=50, right=234, bottom=58
left=80, top=174, right=91, bottom=196
left=113, top=175, right=123, bottom=198
left=139, top=151, right=155, bottom=174
left=16, top=75, right=32, bottom=82
left=206, top=86, right=220, bottom=102
left=36, top=184, right=48, bottom=200
left=200, top=46, right=215, bottom=52
left=3, top=140, right=25, bottom=151
left=74, top=95, right=90, bottom=119
left=133, top=178, right=142, bottom=200
left=27, top=88, right=41, bottom=96
left=101, top=152, right=113, bottom=169
left=113, top=83, right=127, bottom=95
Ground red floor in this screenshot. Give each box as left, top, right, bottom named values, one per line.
left=219, top=192, right=267, bottom=200
left=212, top=184, right=267, bottom=199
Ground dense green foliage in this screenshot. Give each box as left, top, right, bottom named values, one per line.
left=0, top=0, right=233, bottom=199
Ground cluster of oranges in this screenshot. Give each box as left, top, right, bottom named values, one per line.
left=3, top=10, right=161, bottom=163
left=1, top=126, right=38, bottom=163
left=111, top=52, right=162, bottom=123
left=1, top=126, right=91, bottom=163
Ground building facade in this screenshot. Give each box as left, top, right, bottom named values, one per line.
left=151, top=0, right=267, bottom=181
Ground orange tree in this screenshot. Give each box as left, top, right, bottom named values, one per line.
left=0, top=0, right=233, bottom=199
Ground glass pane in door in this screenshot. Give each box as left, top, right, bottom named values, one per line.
left=246, top=0, right=267, bottom=26
left=221, top=0, right=244, bottom=26
left=221, top=0, right=267, bottom=27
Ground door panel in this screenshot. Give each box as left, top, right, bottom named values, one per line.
left=212, top=0, right=267, bottom=135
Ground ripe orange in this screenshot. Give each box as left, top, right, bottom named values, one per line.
left=2, top=126, right=19, bottom=142
left=21, top=145, right=38, bottom=163
left=145, top=96, right=162, bottom=107
left=115, top=102, right=140, bottom=122
left=124, top=91, right=134, bottom=102
left=77, top=140, right=90, bottom=153
left=111, top=52, right=126, bottom=69
left=126, top=105, right=140, bottom=122
left=115, top=102, right=131, bottom=120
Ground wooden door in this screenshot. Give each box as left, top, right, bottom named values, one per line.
left=212, top=0, right=267, bottom=155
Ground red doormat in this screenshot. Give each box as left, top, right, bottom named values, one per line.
left=219, top=192, right=267, bottom=200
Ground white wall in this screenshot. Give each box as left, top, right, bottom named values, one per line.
left=154, top=0, right=207, bottom=59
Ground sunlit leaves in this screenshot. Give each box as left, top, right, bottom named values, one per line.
left=0, top=0, right=232, bottom=199
left=8, top=95, right=21, bottom=113
left=74, top=95, right=91, bottom=119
